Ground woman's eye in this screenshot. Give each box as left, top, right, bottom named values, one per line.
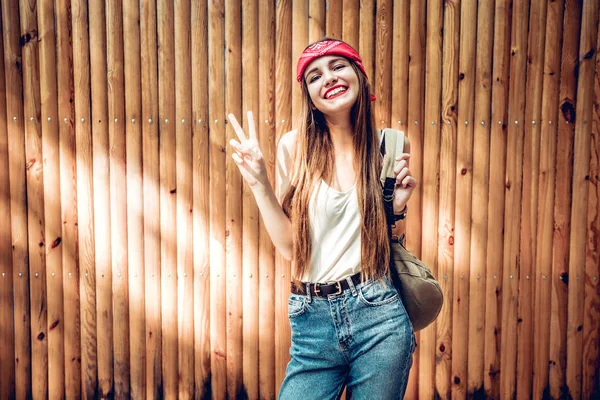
left=309, top=75, right=320, bottom=83
left=334, top=64, right=345, bottom=70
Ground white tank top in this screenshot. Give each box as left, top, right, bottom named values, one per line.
left=303, top=179, right=362, bottom=283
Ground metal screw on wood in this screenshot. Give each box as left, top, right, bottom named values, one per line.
left=69, top=273, right=72, bottom=277
left=52, top=273, right=55, bottom=277
left=481, top=121, right=485, bottom=126
left=431, top=121, right=435, bottom=125
left=200, top=273, right=204, bottom=277
left=198, top=119, right=203, bottom=124
left=493, top=275, right=497, bottom=279
left=515, top=121, right=518, bottom=124
left=460, top=275, right=464, bottom=279
left=30, top=117, right=34, bottom=121
left=148, top=118, right=153, bottom=124
left=86, top=273, right=89, bottom=277
left=215, top=120, right=218, bottom=124
left=184, top=273, right=187, bottom=277
left=532, top=121, right=536, bottom=125
left=64, top=118, right=68, bottom=123
left=477, top=275, right=480, bottom=279
left=1, top=273, right=4, bottom=277
left=510, top=275, right=513, bottom=279
left=281, top=120, right=285, bottom=124
left=415, top=121, right=418, bottom=125
left=398, top=121, right=402, bottom=125
left=182, top=119, right=186, bottom=124
left=19, top=273, right=22, bottom=277
left=81, top=118, right=85, bottom=123
left=498, top=121, right=502, bottom=125
left=165, top=119, right=169, bottom=124
left=381, top=120, right=385, bottom=124
left=465, top=121, right=468, bottom=125
left=444, top=274, right=448, bottom=280
left=549, top=121, right=552, bottom=124
left=446, top=121, right=451, bottom=125
left=265, top=120, right=269, bottom=124
left=48, top=118, right=52, bottom=122
left=132, top=119, right=136, bottom=124
left=543, top=275, right=547, bottom=279
left=35, top=273, right=39, bottom=278
left=576, top=276, right=580, bottom=280
left=13, top=117, right=17, bottom=121
left=265, top=274, right=269, bottom=278
left=526, top=275, right=530, bottom=279
left=114, top=118, right=118, bottom=123
left=281, top=274, right=285, bottom=278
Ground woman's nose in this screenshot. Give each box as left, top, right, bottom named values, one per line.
left=322, top=71, right=337, bottom=87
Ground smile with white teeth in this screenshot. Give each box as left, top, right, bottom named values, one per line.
left=325, top=86, right=347, bottom=99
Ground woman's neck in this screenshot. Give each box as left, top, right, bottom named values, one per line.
left=326, top=115, right=354, bottom=154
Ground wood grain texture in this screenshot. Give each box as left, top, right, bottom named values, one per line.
left=274, top=0, right=292, bottom=395
left=258, top=1, right=276, bottom=397
left=309, top=0, right=325, bottom=43
left=173, top=1, right=194, bottom=398
left=467, top=1, right=493, bottom=397
left=0, top=11, right=16, bottom=399
left=567, top=1, right=599, bottom=398
left=374, top=0, right=392, bottom=128
left=224, top=0, right=243, bottom=397
left=55, top=0, right=81, bottom=397
left=501, top=0, right=529, bottom=397
left=342, top=0, right=358, bottom=49
left=157, top=0, right=177, bottom=397
left=484, top=0, right=511, bottom=397
left=533, top=0, right=565, bottom=398
left=191, top=1, right=211, bottom=398
left=209, top=0, right=227, bottom=397
left=122, top=0, right=144, bottom=396
left=420, top=0, right=442, bottom=397
left=550, top=1, right=581, bottom=396
left=452, top=1, right=477, bottom=398
left=140, top=0, right=162, bottom=398
left=436, top=0, right=460, bottom=397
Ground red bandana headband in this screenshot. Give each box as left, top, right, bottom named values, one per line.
left=296, top=40, right=376, bottom=101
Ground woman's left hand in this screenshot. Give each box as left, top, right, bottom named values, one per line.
left=392, top=153, right=417, bottom=213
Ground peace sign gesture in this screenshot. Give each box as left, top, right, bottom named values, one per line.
left=228, top=111, right=268, bottom=190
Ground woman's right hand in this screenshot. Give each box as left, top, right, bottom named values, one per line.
left=228, top=111, right=269, bottom=190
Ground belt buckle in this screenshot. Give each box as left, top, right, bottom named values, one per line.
left=332, top=281, right=342, bottom=295
left=313, top=283, right=321, bottom=296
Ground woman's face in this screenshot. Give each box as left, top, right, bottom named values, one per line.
left=303, top=55, right=359, bottom=117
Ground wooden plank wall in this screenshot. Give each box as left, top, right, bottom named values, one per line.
left=0, top=1, right=599, bottom=399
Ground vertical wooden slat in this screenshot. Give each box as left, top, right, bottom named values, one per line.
left=140, top=0, right=161, bottom=397
left=309, top=0, right=325, bottom=43
left=550, top=1, right=581, bottom=397
left=420, top=0, right=442, bottom=397
left=533, top=0, right=564, bottom=398
left=405, top=0, right=425, bottom=259
left=192, top=0, right=210, bottom=397
left=242, top=0, right=260, bottom=397
left=174, top=0, right=194, bottom=398
left=89, top=0, right=113, bottom=396
left=567, top=1, right=599, bottom=398
left=0, top=8, right=16, bottom=398
left=224, top=0, right=242, bottom=397
left=467, top=0, right=494, bottom=397
left=2, top=1, right=31, bottom=399
left=342, top=0, right=358, bottom=49
left=325, top=0, right=342, bottom=39
left=436, top=0, right=460, bottom=397
left=259, top=1, right=276, bottom=397
left=484, top=0, right=511, bottom=397
left=56, top=0, right=80, bottom=397
left=358, top=0, right=374, bottom=80
left=209, top=0, right=227, bottom=397
left=583, top=21, right=600, bottom=398
left=374, top=0, right=392, bottom=129
left=274, top=0, right=292, bottom=394
left=291, top=0, right=307, bottom=124
left=38, top=0, right=63, bottom=398
left=122, top=0, right=144, bottom=396
left=19, top=0, right=48, bottom=398
left=501, top=0, right=530, bottom=397
left=157, top=0, right=177, bottom=397
left=391, top=0, right=409, bottom=134
left=517, top=1, right=547, bottom=398
left=192, top=1, right=211, bottom=398
left=72, top=0, right=98, bottom=397
left=106, top=1, right=130, bottom=398
left=452, top=0, right=476, bottom=398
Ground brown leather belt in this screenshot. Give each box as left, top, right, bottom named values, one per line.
left=291, top=272, right=363, bottom=298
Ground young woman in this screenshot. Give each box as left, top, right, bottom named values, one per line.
left=228, top=38, right=417, bottom=399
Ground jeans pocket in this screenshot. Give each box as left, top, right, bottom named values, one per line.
left=358, top=278, right=399, bottom=307
left=288, top=295, right=307, bottom=318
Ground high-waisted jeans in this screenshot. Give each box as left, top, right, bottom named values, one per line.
left=278, top=275, right=416, bottom=400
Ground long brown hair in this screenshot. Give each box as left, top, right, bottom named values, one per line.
left=282, top=38, right=390, bottom=285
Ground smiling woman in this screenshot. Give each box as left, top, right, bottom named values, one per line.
left=228, top=37, right=417, bottom=399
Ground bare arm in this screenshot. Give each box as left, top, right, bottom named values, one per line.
left=228, top=111, right=294, bottom=260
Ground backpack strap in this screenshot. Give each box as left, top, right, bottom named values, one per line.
left=380, top=128, right=406, bottom=227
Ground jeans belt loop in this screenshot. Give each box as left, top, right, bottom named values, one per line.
left=346, top=276, right=358, bottom=296
left=313, top=283, right=321, bottom=297
left=305, top=283, right=312, bottom=303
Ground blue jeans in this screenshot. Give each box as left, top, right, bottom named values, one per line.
left=279, top=275, right=416, bottom=399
